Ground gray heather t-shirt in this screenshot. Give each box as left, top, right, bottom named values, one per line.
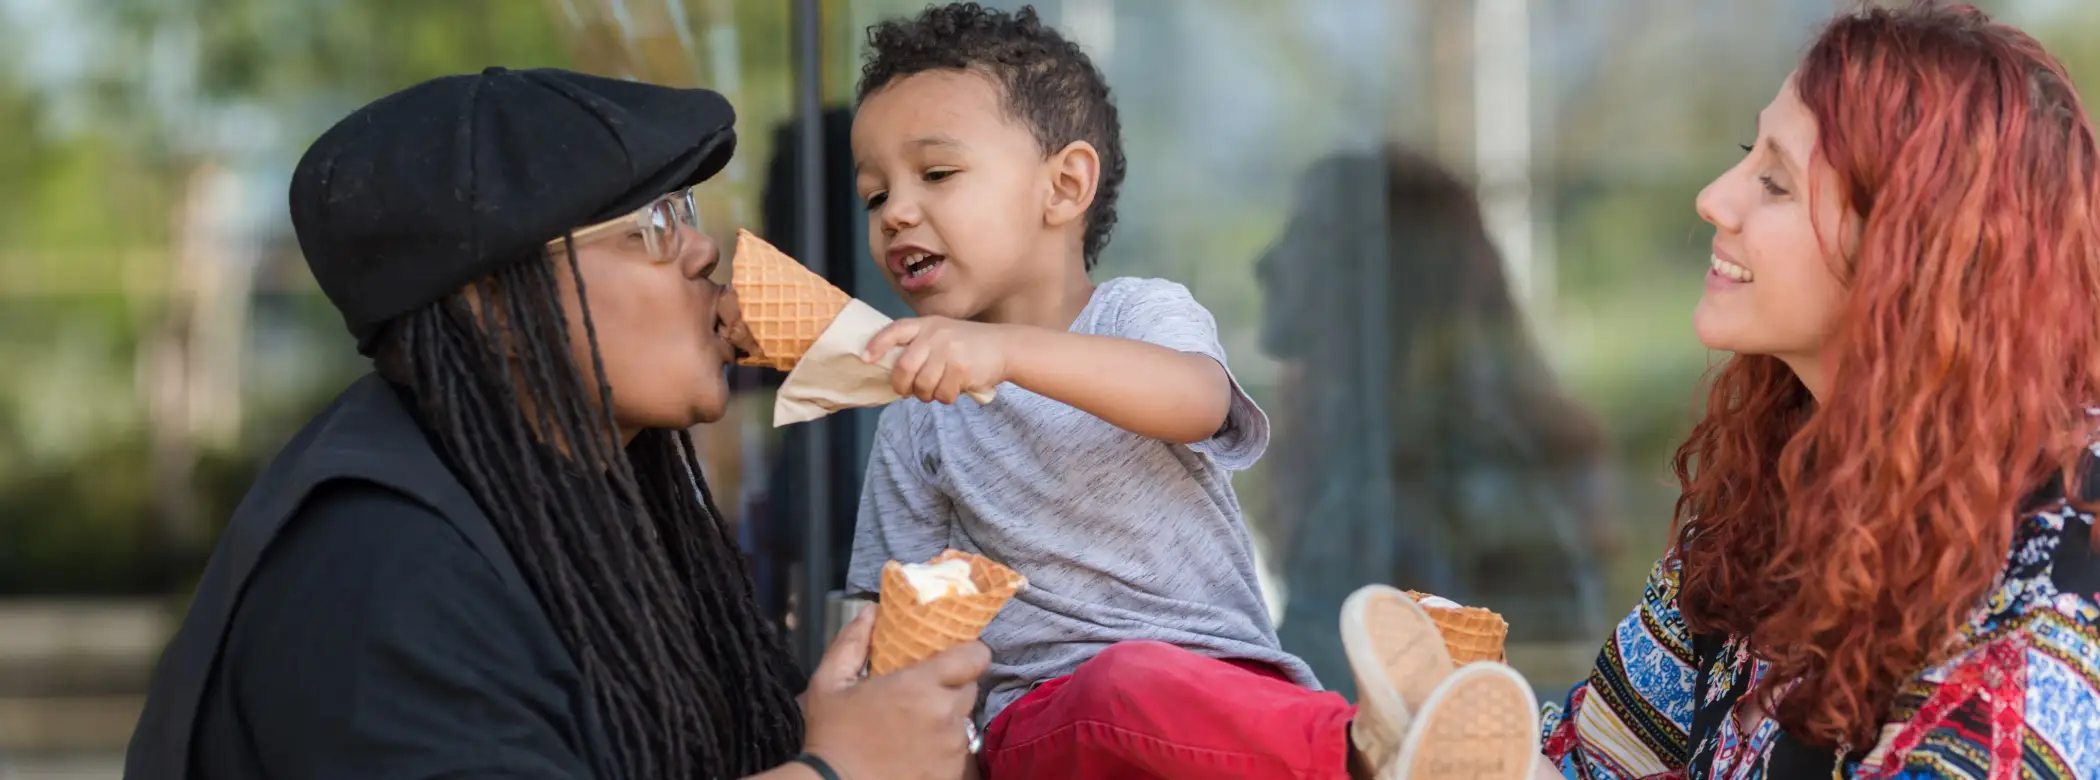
left=847, top=277, right=1320, bottom=721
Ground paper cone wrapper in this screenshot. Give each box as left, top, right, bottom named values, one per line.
left=869, top=550, right=1027, bottom=676
left=1405, top=590, right=1509, bottom=664
left=730, top=230, right=852, bottom=372
left=771, top=302, right=997, bottom=427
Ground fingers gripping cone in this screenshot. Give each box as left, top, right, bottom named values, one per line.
left=730, top=230, right=851, bottom=372
left=727, top=229, right=999, bottom=425
left=1404, top=591, right=1509, bottom=665
left=869, top=550, right=1028, bottom=676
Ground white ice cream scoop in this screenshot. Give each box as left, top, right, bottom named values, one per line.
left=899, top=557, right=979, bottom=604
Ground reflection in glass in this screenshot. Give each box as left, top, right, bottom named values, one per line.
left=1259, top=145, right=1618, bottom=698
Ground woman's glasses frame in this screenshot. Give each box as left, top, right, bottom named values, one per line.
left=544, top=184, right=704, bottom=262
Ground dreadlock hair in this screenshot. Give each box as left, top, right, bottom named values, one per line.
left=858, top=2, right=1125, bottom=269
left=371, top=243, right=804, bottom=779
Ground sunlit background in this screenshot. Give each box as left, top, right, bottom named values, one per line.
left=5, top=0, right=2099, bottom=776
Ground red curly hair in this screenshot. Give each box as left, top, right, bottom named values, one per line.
left=1670, top=1, right=2100, bottom=749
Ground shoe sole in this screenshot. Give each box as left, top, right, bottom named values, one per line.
left=1389, top=663, right=1540, bottom=780
left=1342, top=585, right=1457, bottom=773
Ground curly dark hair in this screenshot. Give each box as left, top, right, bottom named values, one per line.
left=858, top=2, right=1125, bottom=269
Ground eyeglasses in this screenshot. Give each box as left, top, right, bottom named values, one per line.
left=546, top=184, right=703, bottom=262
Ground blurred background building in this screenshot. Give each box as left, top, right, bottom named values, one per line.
left=4, top=0, right=2099, bottom=776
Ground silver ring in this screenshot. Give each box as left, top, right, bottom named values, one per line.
left=965, top=719, right=983, bottom=754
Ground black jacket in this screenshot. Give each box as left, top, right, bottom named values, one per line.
left=126, top=374, right=611, bottom=779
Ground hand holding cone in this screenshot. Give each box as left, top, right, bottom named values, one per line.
left=1403, top=590, right=1508, bottom=665
left=725, top=229, right=999, bottom=424
left=729, top=230, right=851, bottom=372
left=869, top=550, right=1027, bottom=676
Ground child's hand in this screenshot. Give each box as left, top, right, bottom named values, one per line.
left=863, top=317, right=1017, bottom=404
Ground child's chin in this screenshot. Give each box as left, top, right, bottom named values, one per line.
left=907, top=293, right=977, bottom=321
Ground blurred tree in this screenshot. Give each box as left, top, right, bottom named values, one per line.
left=0, top=0, right=574, bottom=594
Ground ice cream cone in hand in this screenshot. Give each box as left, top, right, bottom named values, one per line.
left=1404, top=591, right=1508, bottom=664
left=869, top=550, right=1027, bottom=676
left=728, top=230, right=851, bottom=371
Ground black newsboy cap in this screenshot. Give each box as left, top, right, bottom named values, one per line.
left=289, top=66, right=737, bottom=354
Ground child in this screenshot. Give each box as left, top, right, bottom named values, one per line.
left=843, top=4, right=1539, bottom=779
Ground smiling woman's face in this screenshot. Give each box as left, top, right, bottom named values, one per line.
left=552, top=222, right=738, bottom=437
left=1693, top=72, right=1856, bottom=389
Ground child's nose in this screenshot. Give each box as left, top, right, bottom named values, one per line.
left=881, top=196, right=924, bottom=235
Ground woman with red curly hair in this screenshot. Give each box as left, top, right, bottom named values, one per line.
left=1534, top=2, right=2100, bottom=778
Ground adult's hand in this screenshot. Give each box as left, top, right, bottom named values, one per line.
left=800, top=606, right=989, bottom=780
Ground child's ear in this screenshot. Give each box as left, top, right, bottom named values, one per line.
left=1042, top=140, right=1101, bottom=229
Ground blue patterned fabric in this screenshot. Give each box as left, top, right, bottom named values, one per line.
left=1542, top=494, right=2100, bottom=780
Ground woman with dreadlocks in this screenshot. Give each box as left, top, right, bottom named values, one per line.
left=1529, top=3, right=2100, bottom=778
left=125, top=67, right=986, bottom=780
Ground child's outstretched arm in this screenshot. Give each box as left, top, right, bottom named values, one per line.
left=1002, top=328, right=1230, bottom=444
left=865, top=317, right=1229, bottom=443
left=863, top=281, right=1244, bottom=445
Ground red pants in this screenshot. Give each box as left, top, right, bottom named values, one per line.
left=978, top=640, right=1357, bottom=780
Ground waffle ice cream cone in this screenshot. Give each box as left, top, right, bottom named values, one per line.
left=869, top=550, right=1028, bottom=676
left=1404, top=590, right=1508, bottom=664
left=729, top=230, right=852, bottom=372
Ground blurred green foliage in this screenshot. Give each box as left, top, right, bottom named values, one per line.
left=0, top=0, right=577, bottom=593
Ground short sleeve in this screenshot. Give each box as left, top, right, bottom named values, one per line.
left=1541, top=555, right=1699, bottom=779
left=1103, top=278, right=1271, bottom=470
left=848, top=404, right=955, bottom=597
left=221, top=482, right=596, bottom=780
